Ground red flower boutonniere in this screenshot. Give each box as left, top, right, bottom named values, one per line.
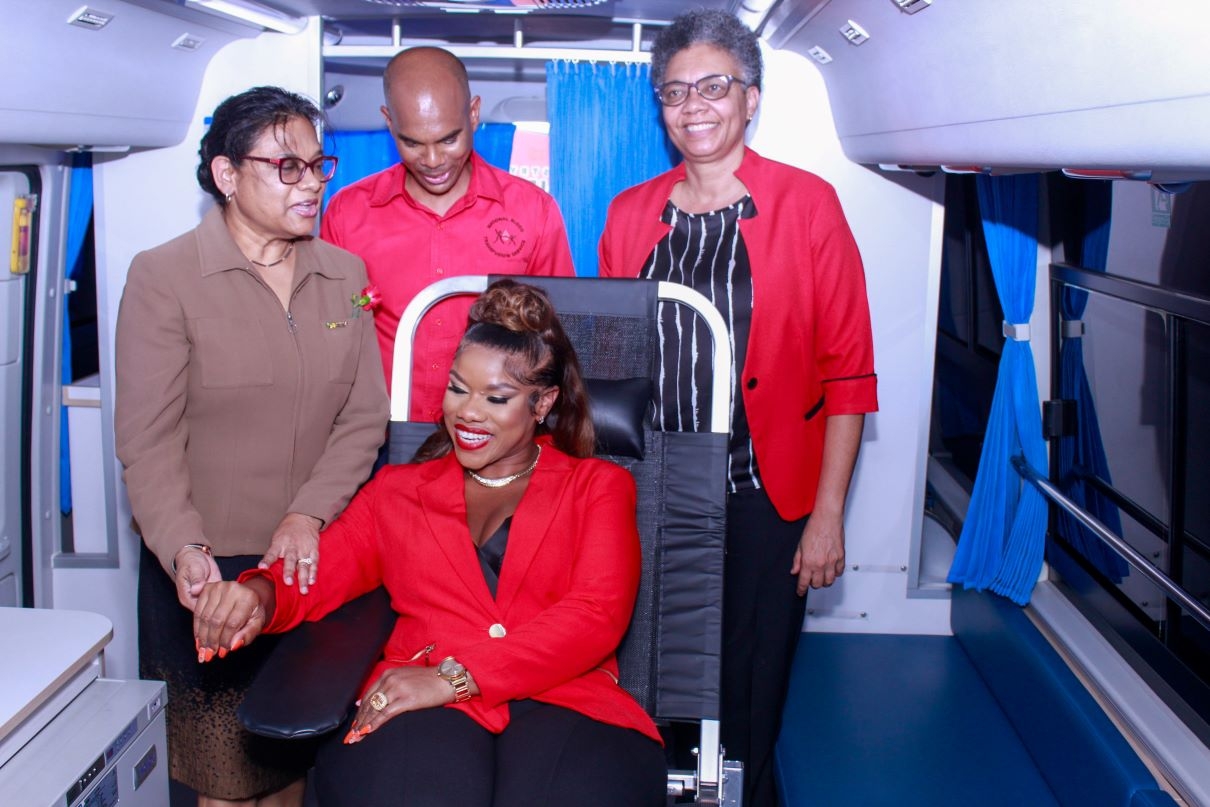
left=351, top=284, right=382, bottom=319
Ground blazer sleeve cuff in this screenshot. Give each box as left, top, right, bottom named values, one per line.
left=822, top=373, right=879, bottom=416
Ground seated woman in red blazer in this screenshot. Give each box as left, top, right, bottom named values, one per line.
left=191, top=279, right=667, bottom=807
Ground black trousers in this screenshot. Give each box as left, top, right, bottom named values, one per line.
left=720, top=488, right=809, bottom=807
left=312, top=700, right=666, bottom=807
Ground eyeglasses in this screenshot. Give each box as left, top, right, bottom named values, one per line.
left=654, top=74, right=746, bottom=107
left=242, top=155, right=339, bottom=184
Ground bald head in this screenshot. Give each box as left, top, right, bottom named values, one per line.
left=383, top=47, right=472, bottom=109
left=379, top=46, right=482, bottom=212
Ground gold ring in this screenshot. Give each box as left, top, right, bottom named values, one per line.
left=368, top=691, right=388, bottom=712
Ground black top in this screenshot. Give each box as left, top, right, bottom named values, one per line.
left=477, top=516, right=511, bottom=598
left=641, top=196, right=762, bottom=492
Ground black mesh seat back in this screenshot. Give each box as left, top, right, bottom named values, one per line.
left=489, top=275, right=658, bottom=380
left=608, top=430, right=726, bottom=722
left=391, top=276, right=725, bottom=723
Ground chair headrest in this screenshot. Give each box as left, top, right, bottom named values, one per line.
left=584, top=377, right=652, bottom=460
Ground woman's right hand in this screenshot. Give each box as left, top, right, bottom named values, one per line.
left=173, top=545, right=222, bottom=611
left=192, top=581, right=267, bottom=661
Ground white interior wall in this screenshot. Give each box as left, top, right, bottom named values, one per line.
left=750, top=44, right=950, bottom=635
left=84, top=21, right=324, bottom=679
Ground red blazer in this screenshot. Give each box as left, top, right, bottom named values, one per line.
left=599, top=148, right=878, bottom=521
left=246, top=437, right=660, bottom=743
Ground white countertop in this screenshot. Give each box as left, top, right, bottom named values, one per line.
left=0, top=608, right=111, bottom=744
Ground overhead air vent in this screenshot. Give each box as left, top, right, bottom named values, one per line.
left=807, top=46, right=832, bottom=65
left=891, top=0, right=932, bottom=14
left=67, top=6, right=114, bottom=31
left=172, top=33, right=207, bottom=51
left=839, top=20, right=869, bottom=45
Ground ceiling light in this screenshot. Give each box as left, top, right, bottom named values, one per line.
left=184, top=0, right=307, bottom=35
left=891, top=0, right=932, bottom=14
left=1061, top=168, right=1152, bottom=181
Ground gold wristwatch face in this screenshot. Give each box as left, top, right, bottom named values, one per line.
left=438, top=657, right=465, bottom=679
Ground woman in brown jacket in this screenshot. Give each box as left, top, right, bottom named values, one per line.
left=115, top=86, right=388, bottom=806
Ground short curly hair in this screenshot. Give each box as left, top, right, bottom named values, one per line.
left=651, top=10, right=763, bottom=92
left=196, top=86, right=323, bottom=205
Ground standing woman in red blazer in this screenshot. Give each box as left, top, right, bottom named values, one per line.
left=598, top=11, right=878, bottom=806
left=191, top=280, right=667, bottom=807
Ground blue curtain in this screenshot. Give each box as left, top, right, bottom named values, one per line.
left=948, top=174, right=1049, bottom=604
left=322, top=130, right=396, bottom=208
left=475, top=122, right=516, bottom=172
left=61, top=153, right=93, bottom=515
left=323, top=124, right=517, bottom=209
left=547, top=61, right=677, bottom=276
left=1056, top=184, right=1128, bottom=580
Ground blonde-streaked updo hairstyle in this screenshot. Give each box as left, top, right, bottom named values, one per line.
left=413, top=279, right=595, bottom=462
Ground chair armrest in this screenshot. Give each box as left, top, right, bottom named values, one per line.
left=237, top=587, right=395, bottom=739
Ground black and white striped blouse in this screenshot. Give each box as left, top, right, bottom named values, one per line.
left=641, top=196, right=762, bottom=493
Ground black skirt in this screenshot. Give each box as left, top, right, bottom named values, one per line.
left=138, top=543, right=312, bottom=799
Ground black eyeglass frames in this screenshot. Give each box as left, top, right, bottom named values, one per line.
left=654, top=74, right=746, bottom=107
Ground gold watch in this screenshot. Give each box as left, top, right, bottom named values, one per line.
left=437, top=656, right=472, bottom=703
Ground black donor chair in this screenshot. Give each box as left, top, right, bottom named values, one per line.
left=239, top=276, right=741, bottom=804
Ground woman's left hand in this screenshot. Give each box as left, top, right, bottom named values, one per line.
left=791, top=511, right=846, bottom=596
left=344, top=667, right=462, bottom=744
left=259, top=512, right=322, bottom=593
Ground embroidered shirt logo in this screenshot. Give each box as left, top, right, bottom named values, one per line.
left=484, top=217, right=526, bottom=258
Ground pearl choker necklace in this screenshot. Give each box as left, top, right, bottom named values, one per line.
left=466, top=445, right=541, bottom=489
left=250, top=242, right=294, bottom=268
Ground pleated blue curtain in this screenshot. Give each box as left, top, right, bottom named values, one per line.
left=546, top=61, right=677, bottom=276
left=61, top=153, right=94, bottom=514
left=1056, top=183, right=1128, bottom=579
left=323, top=130, right=395, bottom=206
left=948, top=173, right=1049, bottom=604
left=474, top=122, right=517, bottom=172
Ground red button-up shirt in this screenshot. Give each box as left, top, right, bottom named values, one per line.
left=321, top=154, right=576, bottom=420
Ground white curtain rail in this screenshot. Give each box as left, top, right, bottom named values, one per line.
left=324, top=43, right=652, bottom=62
left=324, top=20, right=652, bottom=63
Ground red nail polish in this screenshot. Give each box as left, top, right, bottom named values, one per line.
left=343, top=730, right=357, bottom=745
left=197, top=650, right=206, bottom=663
left=217, top=647, right=228, bottom=659
left=231, top=638, right=244, bottom=651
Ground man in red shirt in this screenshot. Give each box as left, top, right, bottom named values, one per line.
left=322, top=47, right=576, bottom=420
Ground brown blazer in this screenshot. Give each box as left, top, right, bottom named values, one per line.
left=116, top=207, right=389, bottom=573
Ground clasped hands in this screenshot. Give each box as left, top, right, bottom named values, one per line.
left=173, top=512, right=320, bottom=611
left=191, top=576, right=467, bottom=745
left=192, top=578, right=269, bottom=663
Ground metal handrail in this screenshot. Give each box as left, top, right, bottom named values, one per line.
left=1013, top=455, right=1210, bottom=632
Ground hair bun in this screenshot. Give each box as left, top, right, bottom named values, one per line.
left=469, top=279, right=555, bottom=335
